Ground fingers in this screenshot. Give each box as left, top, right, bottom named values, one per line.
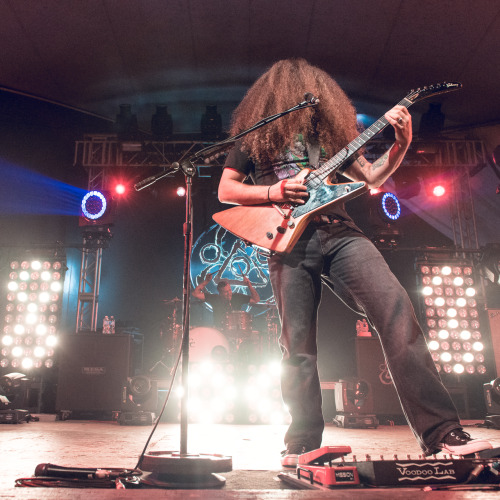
left=281, top=179, right=308, bottom=204
left=385, top=106, right=411, bottom=130
left=268, top=178, right=309, bottom=204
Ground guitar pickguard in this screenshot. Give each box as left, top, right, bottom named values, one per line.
left=292, top=181, right=367, bottom=218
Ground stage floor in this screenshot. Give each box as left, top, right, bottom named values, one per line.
left=2, top=415, right=500, bottom=499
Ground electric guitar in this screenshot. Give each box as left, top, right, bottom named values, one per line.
left=213, top=82, right=462, bottom=254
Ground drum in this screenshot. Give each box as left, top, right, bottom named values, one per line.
left=189, top=327, right=229, bottom=363
left=224, top=311, right=252, bottom=332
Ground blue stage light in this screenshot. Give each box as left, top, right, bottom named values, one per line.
left=380, top=192, right=401, bottom=221
left=81, top=191, right=107, bottom=220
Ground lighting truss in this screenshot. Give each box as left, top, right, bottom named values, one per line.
left=415, top=258, right=488, bottom=376
left=1, top=258, right=65, bottom=370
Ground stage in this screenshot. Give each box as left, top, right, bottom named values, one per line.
left=2, top=415, right=500, bottom=498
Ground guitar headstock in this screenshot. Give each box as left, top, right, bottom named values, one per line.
left=406, top=82, right=462, bottom=103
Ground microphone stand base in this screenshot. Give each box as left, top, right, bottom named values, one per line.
left=139, top=450, right=232, bottom=489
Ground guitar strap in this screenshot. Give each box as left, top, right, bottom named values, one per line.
left=306, top=139, right=321, bottom=169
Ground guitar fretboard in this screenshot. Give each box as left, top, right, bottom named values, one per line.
left=305, top=97, right=413, bottom=189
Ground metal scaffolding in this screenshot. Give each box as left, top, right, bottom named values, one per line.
left=73, top=135, right=489, bottom=331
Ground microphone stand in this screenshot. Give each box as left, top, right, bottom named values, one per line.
left=134, top=95, right=318, bottom=488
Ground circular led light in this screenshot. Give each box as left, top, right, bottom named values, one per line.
left=434, top=297, right=445, bottom=307
left=441, top=266, right=452, bottom=276
left=381, top=192, right=401, bottom=221
left=81, top=190, right=107, bottom=220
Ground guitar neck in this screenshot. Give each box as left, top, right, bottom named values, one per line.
left=311, top=96, right=413, bottom=183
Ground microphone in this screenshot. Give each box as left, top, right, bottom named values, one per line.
left=134, top=162, right=180, bottom=191
left=304, top=92, right=320, bottom=105
left=35, top=463, right=116, bottom=479
left=134, top=174, right=159, bottom=191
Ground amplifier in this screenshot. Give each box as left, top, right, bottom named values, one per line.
left=355, top=337, right=403, bottom=417
left=56, top=334, right=133, bottom=412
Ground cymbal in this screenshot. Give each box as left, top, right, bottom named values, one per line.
left=162, top=297, right=182, bottom=304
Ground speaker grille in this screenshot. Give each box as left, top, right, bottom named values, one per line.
left=56, top=334, right=132, bottom=412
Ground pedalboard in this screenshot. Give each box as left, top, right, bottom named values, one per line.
left=278, top=445, right=500, bottom=489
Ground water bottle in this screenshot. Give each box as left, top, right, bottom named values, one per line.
left=103, top=315, right=110, bottom=334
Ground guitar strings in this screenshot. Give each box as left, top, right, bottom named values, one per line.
left=303, top=97, right=411, bottom=189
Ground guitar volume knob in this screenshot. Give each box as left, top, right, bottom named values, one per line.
left=266, top=232, right=273, bottom=240
left=276, top=226, right=286, bottom=234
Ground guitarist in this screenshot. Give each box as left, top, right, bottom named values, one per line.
left=217, top=58, right=492, bottom=467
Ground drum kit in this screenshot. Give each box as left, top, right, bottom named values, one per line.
left=151, top=299, right=281, bottom=374
left=189, top=308, right=280, bottom=365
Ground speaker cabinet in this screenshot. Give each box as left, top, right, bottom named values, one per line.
left=355, top=337, right=403, bottom=417
left=56, top=334, right=133, bottom=412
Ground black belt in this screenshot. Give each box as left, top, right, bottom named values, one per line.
left=312, top=214, right=342, bottom=225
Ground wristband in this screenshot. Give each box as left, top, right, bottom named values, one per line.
left=280, top=180, right=286, bottom=197
left=267, top=185, right=272, bottom=202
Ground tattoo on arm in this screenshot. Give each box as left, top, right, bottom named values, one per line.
left=371, top=152, right=389, bottom=171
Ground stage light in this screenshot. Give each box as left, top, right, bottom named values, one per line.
left=380, top=192, right=401, bottom=221
left=171, top=359, right=289, bottom=424
left=433, top=185, right=446, bottom=196
left=79, top=190, right=113, bottom=226
left=200, top=104, right=222, bottom=138
left=368, top=191, right=402, bottom=249
left=81, top=190, right=106, bottom=219
left=176, top=186, right=186, bottom=197
left=115, top=104, right=138, bottom=141
left=416, top=259, right=488, bottom=376
left=1, top=258, right=65, bottom=370
left=151, top=104, right=173, bottom=140
left=115, top=183, right=126, bottom=195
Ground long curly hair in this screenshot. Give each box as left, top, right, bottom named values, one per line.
left=229, top=58, right=359, bottom=165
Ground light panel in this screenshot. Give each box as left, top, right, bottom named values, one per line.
left=416, top=260, right=487, bottom=376
left=1, top=258, right=65, bottom=370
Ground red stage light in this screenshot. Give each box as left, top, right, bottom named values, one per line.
left=176, top=186, right=186, bottom=197
left=432, top=184, right=446, bottom=197
left=115, top=183, right=126, bottom=195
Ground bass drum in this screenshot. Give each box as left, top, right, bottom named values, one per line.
left=189, top=327, right=229, bottom=363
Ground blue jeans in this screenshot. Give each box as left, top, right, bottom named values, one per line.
left=268, top=221, right=460, bottom=455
